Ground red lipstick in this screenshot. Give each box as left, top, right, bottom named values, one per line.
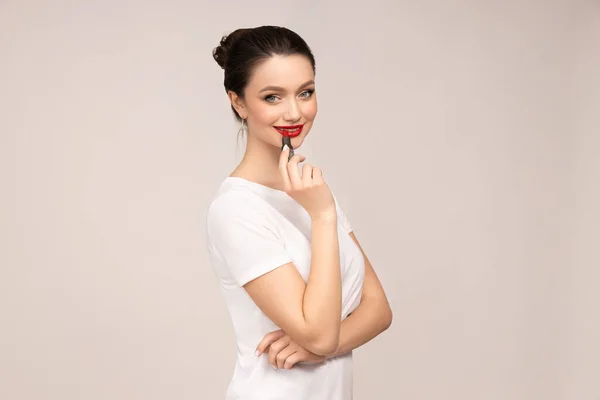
left=274, top=124, right=304, bottom=138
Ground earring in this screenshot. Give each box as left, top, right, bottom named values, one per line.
left=239, top=118, right=247, bottom=133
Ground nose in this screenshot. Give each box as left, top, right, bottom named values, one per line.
left=283, top=99, right=301, bottom=122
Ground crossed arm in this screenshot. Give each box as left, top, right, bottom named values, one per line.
left=254, top=231, right=393, bottom=369
left=328, top=231, right=393, bottom=356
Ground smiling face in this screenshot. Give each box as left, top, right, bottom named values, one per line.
left=229, top=54, right=318, bottom=150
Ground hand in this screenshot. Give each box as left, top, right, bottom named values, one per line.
left=278, top=146, right=336, bottom=221
left=256, top=329, right=328, bottom=370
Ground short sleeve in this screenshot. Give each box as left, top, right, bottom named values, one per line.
left=206, top=193, right=293, bottom=287
left=333, top=193, right=353, bottom=234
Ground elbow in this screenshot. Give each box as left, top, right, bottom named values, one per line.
left=308, top=338, right=338, bottom=357
left=382, top=305, right=393, bottom=331
left=305, top=332, right=339, bottom=357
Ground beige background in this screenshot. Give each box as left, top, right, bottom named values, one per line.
left=1, top=1, right=598, bottom=399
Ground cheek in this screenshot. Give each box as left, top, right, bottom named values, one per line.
left=303, top=101, right=318, bottom=121
left=253, top=104, right=280, bottom=125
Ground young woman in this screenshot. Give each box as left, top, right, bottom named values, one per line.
left=206, top=25, right=392, bottom=400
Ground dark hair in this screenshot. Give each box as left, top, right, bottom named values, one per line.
left=213, top=26, right=316, bottom=122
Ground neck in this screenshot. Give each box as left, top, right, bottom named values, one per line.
left=233, top=131, right=285, bottom=190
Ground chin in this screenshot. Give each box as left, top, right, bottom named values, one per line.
left=290, top=134, right=308, bottom=149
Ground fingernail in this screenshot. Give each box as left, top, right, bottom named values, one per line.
left=255, top=350, right=260, bottom=357
left=272, top=365, right=277, bottom=370
left=282, top=144, right=288, bottom=152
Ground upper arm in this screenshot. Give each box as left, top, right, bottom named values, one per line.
left=349, top=232, right=392, bottom=321
left=243, top=263, right=310, bottom=343
left=207, top=194, right=321, bottom=349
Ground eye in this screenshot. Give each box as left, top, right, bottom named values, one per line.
left=264, top=94, right=279, bottom=103
left=299, top=89, right=315, bottom=99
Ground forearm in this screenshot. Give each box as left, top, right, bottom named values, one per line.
left=302, top=215, right=342, bottom=355
left=329, top=297, right=392, bottom=358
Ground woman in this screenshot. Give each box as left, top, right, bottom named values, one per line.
left=206, top=25, right=392, bottom=400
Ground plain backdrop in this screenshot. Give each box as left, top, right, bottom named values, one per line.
left=1, top=1, right=598, bottom=399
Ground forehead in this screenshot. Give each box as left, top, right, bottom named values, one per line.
left=247, top=54, right=314, bottom=90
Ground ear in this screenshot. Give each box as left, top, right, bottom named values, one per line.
left=227, top=90, right=247, bottom=119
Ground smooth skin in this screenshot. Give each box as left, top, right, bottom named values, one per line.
left=227, top=54, right=392, bottom=365
left=256, top=230, right=393, bottom=369
left=228, top=54, right=318, bottom=191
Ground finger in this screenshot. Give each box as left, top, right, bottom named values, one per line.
left=286, top=154, right=306, bottom=189
left=268, top=336, right=291, bottom=368
left=256, top=330, right=284, bottom=356
left=255, top=330, right=285, bottom=357
left=268, top=336, right=290, bottom=367
left=312, top=167, right=323, bottom=184
left=301, top=163, right=314, bottom=186
left=283, top=351, right=303, bottom=370
left=276, top=346, right=298, bottom=370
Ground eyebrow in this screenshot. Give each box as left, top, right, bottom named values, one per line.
left=259, top=80, right=315, bottom=93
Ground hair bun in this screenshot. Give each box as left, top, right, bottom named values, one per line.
left=212, top=36, right=229, bottom=69
left=212, top=29, right=249, bottom=70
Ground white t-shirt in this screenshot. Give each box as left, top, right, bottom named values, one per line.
left=205, top=176, right=365, bottom=400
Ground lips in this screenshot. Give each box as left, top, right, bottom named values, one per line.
left=274, top=124, right=304, bottom=138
